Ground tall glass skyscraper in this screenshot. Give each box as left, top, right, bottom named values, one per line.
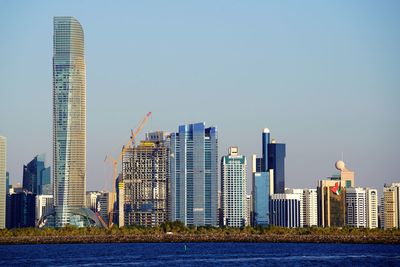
left=169, top=122, right=218, bottom=226
left=23, top=154, right=51, bottom=195
left=268, top=142, right=286, bottom=194
left=52, top=17, right=88, bottom=227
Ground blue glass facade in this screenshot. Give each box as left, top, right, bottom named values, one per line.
left=170, top=122, right=218, bottom=226
left=253, top=172, right=270, bottom=226
left=9, top=191, right=36, bottom=228
left=23, top=154, right=51, bottom=195
left=268, top=143, right=286, bottom=194
left=270, top=195, right=301, bottom=228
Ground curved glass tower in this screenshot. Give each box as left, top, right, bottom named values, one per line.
left=53, top=17, right=86, bottom=227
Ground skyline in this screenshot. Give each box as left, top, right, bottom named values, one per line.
left=1, top=1, right=400, bottom=192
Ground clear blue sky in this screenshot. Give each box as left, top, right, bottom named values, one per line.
left=0, top=0, right=399, bottom=192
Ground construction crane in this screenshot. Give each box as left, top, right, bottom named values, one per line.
left=105, top=112, right=152, bottom=228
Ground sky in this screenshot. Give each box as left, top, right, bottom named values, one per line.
left=0, top=1, right=399, bottom=193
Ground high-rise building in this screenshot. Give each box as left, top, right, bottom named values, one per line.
left=302, top=189, right=318, bottom=227
left=346, top=187, right=366, bottom=228
left=169, top=122, right=218, bottom=226
left=270, top=193, right=302, bottom=228
left=9, top=191, right=36, bottom=228
left=35, top=195, right=53, bottom=226
left=221, top=147, right=247, bottom=227
left=122, top=133, right=169, bottom=227
left=23, top=154, right=51, bottom=195
left=366, top=188, right=378, bottom=229
left=268, top=140, right=286, bottom=194
left=317, top=160, right=354, bottom=227
left=47, top=17, right=100, bottom=227
left=252, top=129, right=273, bottom=227
left=383, top=183, right=400, bottom=229
left=0, top=136, right=6, bottom=229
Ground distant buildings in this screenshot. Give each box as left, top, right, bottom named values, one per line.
left=122, top=132, right=169, bottom=226
left=23, top=154, right=51, bottom=195
left=0, top=136, right=5, bottom=229
left=302, top=189, right=318, bottom=227
left=97, top=192, right=115, bottom=225
left=268, top=140, right=286, bottom=194
left=270, top=193, right=302, bottom=228
left=221, top=147, right=247, bottom=227
left=169, top=123, right=218, bottom=226
left=86, top=191, right=101, bottom=212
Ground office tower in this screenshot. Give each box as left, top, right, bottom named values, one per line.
left=0, top=136, right=5, bottom=229
left=49, top=17, right=100, bottom=227
left=6, top=172, right=9, bottom=194
left=317, top=160, right=354, bottom=227
left=302, top=189, right=318, bottom=227
left=366, top=188, right=378, bottom=229
left=170, top=122, right=218, bottom=226
left=221, top=147, right=247, bottom=227
left=252, top=129, right=274, bottom=226
left=379, top=197, right=385, bottom=228
left=23, top=154, right=51, bottom=195
left=122, top=133, right=169, bottom=226
left=35, top=195, right=53, bottom=226
left=98, top=192, right=115, bottom=225
left=346, top=188, right=366, bottom=228
left=246, top=194, right=252, bottom=226
left=270, top=193, right=302, bottom=228
left=383, top=183, right=400, bottom=229
left=86, top=191, right=101, bottom=212
left=268, top=140, right=286, bottom=193
left=9, top=191, right=36, bottom=228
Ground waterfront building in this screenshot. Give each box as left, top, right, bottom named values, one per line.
left=221, top=147, right=247, bottom=227
left=122, top=133, right=169, bottom=226
left=366, top=188, right=378, bottom=229
left=270, top=193, right=301, bottom=228
left=35, top=195, right=53, bottom=226
left=317, top=160, right=354, bottom=227
left=169, top=123, right=218, bottom=226
left=9, top=191, right=36, bottom=228
left=346, top=187, right=366, bottom=228
left=23, top=154, right=51, bottom=195
left=303, top=189, right=318, bottom=227
left=0, top=136, right=5, bottom=229
left=46, top=17, right=100, bottom=227
left=383, top=183, right=400, bottom=229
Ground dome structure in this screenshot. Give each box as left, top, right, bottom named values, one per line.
left=335, top=160, right=345, bottom=171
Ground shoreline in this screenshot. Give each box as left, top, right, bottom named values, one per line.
left=1, top=234, right=399, bottom=245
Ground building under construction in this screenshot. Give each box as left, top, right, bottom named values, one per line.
left=122, top=132, right=169, bottom=226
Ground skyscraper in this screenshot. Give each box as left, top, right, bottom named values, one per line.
left=268, top=140, right=286, bottom=194
left=122, top=133, right=169, bottom=226
left=0, top=136, right=6, bottom=229
left=169, top=122, right=218, bottom=226
left=9, top=191, right=36, bottom=228
left=252, top=129, right=274, bottom=226
left=366, top=188, right=378, bottom=229
left=46, top=17, right=99, bottom=227
left=23, top=154, right=51, bottom=195
left=221, top=147, right=247, bottom=227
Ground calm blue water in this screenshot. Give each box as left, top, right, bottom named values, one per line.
left=0, top=242, right=399, bottom=266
